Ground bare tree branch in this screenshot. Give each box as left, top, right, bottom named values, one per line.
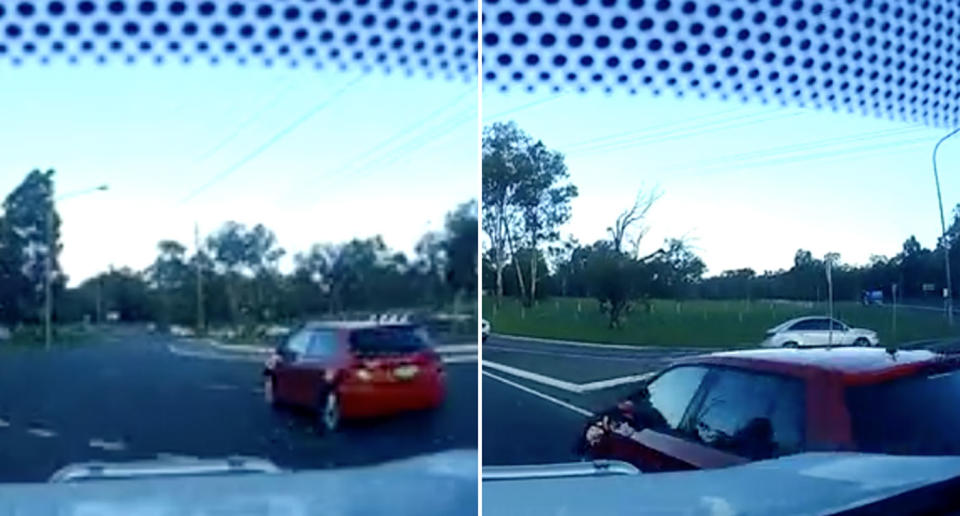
left=608, top=187, right=662, bottom=255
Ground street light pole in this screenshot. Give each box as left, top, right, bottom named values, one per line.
left=44, top=205, right=53, bottom=350
left=933, top=127, right=960, bottom=326
left=44, top=184, right=108, bottom=349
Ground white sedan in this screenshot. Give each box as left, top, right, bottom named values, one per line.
left=760, top=316, right=879, bottom=348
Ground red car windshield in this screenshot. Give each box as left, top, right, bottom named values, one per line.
left=847, top=366, right=960, bottom=456
left=349, top=327, right=431, bottom=356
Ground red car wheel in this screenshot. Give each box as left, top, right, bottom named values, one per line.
left=316, top=389, right=341, bottom=434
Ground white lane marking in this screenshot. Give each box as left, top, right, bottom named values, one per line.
left=157, top=453, right=197, bottom=461
left=0, top=418, right=9, bottom=428
left=443, top=354, right=478, bottom=364
left=482, top=360, right=653, bottom=393
left=483, top=370, right=594, bottom=418
left=435, top=344, right=477, bottom=354
left=483, top=343, right=683, bottom=363
left=491, top=333, right=717, bottom=352
left=482, top=360, right=582, bottom=392
left=167, top=344, right=263, bottom=363
left=89, top=439, right=126, bottom=451
left=27, top=428, right=56, bottom=438
left=206, top=383, right=239, bottom=391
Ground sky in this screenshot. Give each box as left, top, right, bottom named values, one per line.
left=0, top=62, right=477, bottom=286
left=483, top=88, right=960, bottom=277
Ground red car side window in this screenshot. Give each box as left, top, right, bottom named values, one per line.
left=646, top=366, right=709, bottom=432
left=686, top=368, right=805, bottom=460
left=285, top=330, right=311, bottom=356
left=306, top=331, right=338, bottom=359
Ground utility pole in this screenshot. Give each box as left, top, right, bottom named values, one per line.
left=826, top=257, right=834, bottom=346
left=892, top=283, right=898, bottom=343
left=195, top=222, right=205, bottom=334
left=95, top=276, right=102, bottom=325
left=44, top=204, right=53, bottom=350
left=933, top=127, right=960, bottom=326
left=44, top=184, right=108, bottom=349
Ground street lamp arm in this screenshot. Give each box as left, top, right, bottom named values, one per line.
left=56, top=184, right=109, bottom=202
left=932, top=126, right=960, bottom=326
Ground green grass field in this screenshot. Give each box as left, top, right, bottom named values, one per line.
left=482, top=297, right=960, bottom=348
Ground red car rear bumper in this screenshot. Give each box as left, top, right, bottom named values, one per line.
left=339, top=373, right=446, bottom=419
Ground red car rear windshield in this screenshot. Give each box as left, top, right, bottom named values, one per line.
left=847, top=365, right=960, bottom=456
left=349, top=326, right=430, bottom=355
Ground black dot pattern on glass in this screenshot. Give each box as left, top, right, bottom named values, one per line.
left=483, top=0, right=960, bottom=126
left=0, top=0, right=477, bottom=81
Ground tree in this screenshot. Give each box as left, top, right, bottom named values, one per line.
left=513, top=141, right=577, bottom=305
left=548, top=236, right=580, bottom=297
left=206, top=222, right=285, bottom=324
left=608, top=188, right=661, bottom=257
left=146, top=240, right=192, bottom=324
left=649, top=239, right=706, bottom=298
left=442, top=200, right=479, bottom=312
left=0, top=170, right=62, bottom=325
left=482, top=122, right=528, bottom=305
left=482, top=121, right=578, bottom=307
left=81, top=268, right=153, bottom=322
left=584, top=242, right=643, bottom=328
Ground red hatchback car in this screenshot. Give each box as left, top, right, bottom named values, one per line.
left=580, top=347, right=960, bottom=472
left=263, top=322, right=446, bottom=432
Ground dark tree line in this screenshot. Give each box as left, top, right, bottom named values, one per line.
left=698, top=225, right=960, bottom=304
left=0, top=170, right=477, bottom=330
left=485, top=208, right=960, bottom=322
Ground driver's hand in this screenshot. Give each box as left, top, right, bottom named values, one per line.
left=585, top=416, right=610, bottom=445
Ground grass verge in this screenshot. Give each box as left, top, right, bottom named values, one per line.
left=482, top=297, right=960, bottom=348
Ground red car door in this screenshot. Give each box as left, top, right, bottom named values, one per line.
left=273, top=329, right=313, bottom=405
left=283, top=329, right=345, bottom=407
left=593, top=365, right=807, bottom=472
left=588, top=365, right=717, bottom=472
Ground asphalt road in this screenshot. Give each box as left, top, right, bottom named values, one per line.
left=482, top=334, right=704, bottom=466
left=0, top=326, right=477, bottom=483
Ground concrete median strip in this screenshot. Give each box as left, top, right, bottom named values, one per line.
left=482, top=360, right=654, bottom=393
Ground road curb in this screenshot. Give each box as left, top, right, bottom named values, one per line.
left=200, top=338, right=271, bottom=354
left=490, top=333, right=734, bottom=352
left=197, top=337, right=476, bottom=356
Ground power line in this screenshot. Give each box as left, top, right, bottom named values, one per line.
left=667, top=126, right=929, bottom=174
left=194, top=78, right=301, bottom=163
left=561, top=107, right=742, bottom=151
left=343, top=106, right=476, bottom=178
left=566, top=109, right=796, bottom=155
left=484, top=93, right=566, bottom=122
left=178, top=74, right=365, bottom=205
left=685, top=134, right=934, bottom=180
left=274, top=85, right=475, bottom=202
left=570, top=110, right=804, bottom=157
